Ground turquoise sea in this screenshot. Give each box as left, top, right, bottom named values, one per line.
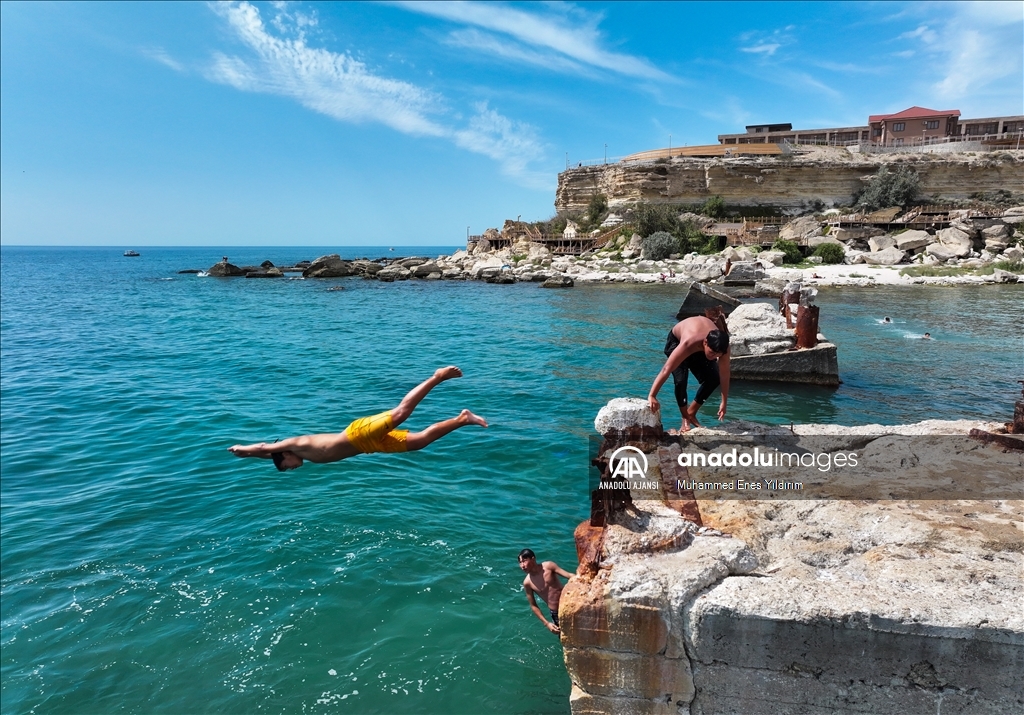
left=1, top=246, right=1020, bottom=714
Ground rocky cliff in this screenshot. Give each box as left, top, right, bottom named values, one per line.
left=556, top=148, right=1024, bottom=213
left=562, top=403, right=1024, bottom=714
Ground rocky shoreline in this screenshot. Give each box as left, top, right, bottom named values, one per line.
left=189, top=206, right=1024, bottom=289
left=563, top=399, right=1024, bottom=714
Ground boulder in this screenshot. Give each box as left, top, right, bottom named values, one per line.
left=469, top=255, right=505, bottom=277
left=725, top=302, right=795, bottom=357
left=992, top=269, right=1020, bottom=283
left=778, top=216, right=822, bottom=242
left=895, top=230, right=932, bottom=251
left=594, top=397, right=661, bottom=435
left=303, top=254, right=355, bottom=278
left=723, top=261, right=763, bottom=286
left=260, top=260, right=275, bottom=269
left=178, top=269, right=202, bottom=274
left=486, top=274, right=515, bottom=284
left=540, top=276, right=574, bottom=288
left=982, top=224, right=1010, bottom=241
left=868, top=235, right=896, bottom=252
left=924, top=243, right=960, bottom=262
left=758, top=250, right=785, bottom=267
left=829, top=226, right=874, bottom=242
left=688, top=262, right=725, bottom=283
left=935, top=227, right=972, bottom=258
left=410, top=261, right=440, bottom=278
left=441, top=268, right=467, bottom=280
left=245, top=267, right=283, bottom=278
left=1003, top=246, right=1024, bottom=261
left=206, top=261, right=246, bottom=277
left=376, top=265, right=411, bottom=281
left=986, top=238, right=1010, bottom=252
left=1001, top=206, right=1024, bottom=225
left=806, top=235, right=844, bottom=250
left=528, top=243, right=551, bottom=261
left=862, top=246, right=906, bottom=265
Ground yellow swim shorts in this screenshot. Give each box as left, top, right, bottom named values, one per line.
left=344, top=411, right=408, bottom=454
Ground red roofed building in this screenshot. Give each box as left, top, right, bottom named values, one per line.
left=868, top=106, right=960, bottom=146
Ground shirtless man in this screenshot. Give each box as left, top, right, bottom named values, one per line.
left=519, top=549, right=573, bottom=635
left=648, top=312, right=731, bottom=433
left=228, top=366, right=487, bottom=470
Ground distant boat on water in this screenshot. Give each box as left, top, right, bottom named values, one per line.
left=123, top=250, right=140, bottom=257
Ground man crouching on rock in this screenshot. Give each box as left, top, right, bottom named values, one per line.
left=519, top=549, right=573, bottom=635
left=648, top=309, right=731, bottom=433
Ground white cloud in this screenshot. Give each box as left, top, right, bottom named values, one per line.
left=143, top=47, right=185, bottom=72
left=898, top=25, right=937, bottom=43
left=206, top=2, right=547, bottom=185
left=740, top=43, right=780, bottom=56
left=444, top=28, right=593, bottom=77
left=394, top=1, right=671, bottom=81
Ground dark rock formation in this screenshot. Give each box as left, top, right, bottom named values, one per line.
left=207, top=261, right=246, bottom=277
left=302, top=254, right=355, bottom=278
left=541, top=276, right=575, bottom=288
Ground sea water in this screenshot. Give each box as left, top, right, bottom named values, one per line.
left=1, top=246, right=1019, bottom=714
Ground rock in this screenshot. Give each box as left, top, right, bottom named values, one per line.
left=689, top=262, right=725, bottom=283
left=924, top=243, right=960, bottom=262
left=868, top=235, right=896, bottom=252
left=725, top=303, right=796, bottom=357
left=862, top=246, right=906, bottom=265
left=245, top=267, right=283, bottom=278
left=409, top=261, right=440, bottom=278
left=359, top=262, right=383, bottom=276
left=303, top=254, right=355, bottom=278
left=424, top=272, right=442, bottom=280
left=986, top=238, right=1010, bottom=252
left=724, top=261, right=763, bottom=286
left=993, top=269, right=1020, bottom=283
left=894, top=229, right=932, bottom=251
left=778, top=216, right=822, bottom=242
left=376, top=265, right=411, bottom=281
left=528, top=243, right=551, bottom=261
left=982, top=224, right=1010, bottom=241
left=469, top=255, right=504, bottom=278
left=757, top=250, right=785, bottom=267
left=1001, top=206, right=1024, bottom=224
left=935, top=227, right=972, bottom=257
left=730, top=341, right=840, bottom=385
left=485, top=274, right=515, bottom=284
left=594, top=398, right=661, bottom=435
left=206, top=261, right=246, bottom=277
left=805, top=235, right=844, bottom=250
left=829, top=226, right=874, bottom=242
left=540, top=276, right=574, bottom=288
left=1003, top=246, right=1024, bottom=261
left=178, top=269, right=202, bottom=274
left=399, top=257, right=428, bottom=268
left=259, top=260, right=275, bottom=269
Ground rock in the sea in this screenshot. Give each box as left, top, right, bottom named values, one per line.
left=260, top=260, right=275, bottom=269
left=178, top=269, right=202, bottom=274
left=935, top=227, right=972, bottom=257
left=245, top=267, right=283, bottom=278
left=207, top=261, right=246, bottom=277
left=303, top=254, right=355, bottom=278
left=409, top=261, right=440, bottom=278
left=862, top=246, right=906, bottom=265
left=541, top=276, right=574, bottom=288
left=376, top=265, right=411, bottom=281
left=993, top=268, right=1020, bottom=283
left=895, top=229, right=932, bottom=251
left=486, top=274, right=515, bottom=284
left=725, top=303, right=795, bottom=357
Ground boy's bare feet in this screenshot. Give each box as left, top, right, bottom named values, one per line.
left=435, top=366, right=463, bottom=381
left=459, top=409, right=488, bottom=427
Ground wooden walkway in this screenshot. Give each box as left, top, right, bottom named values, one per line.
left=467, top=226, right=623, bottom=256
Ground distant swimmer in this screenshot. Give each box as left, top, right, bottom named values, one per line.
left=883, top=317, right=891, bottom=323
left=923, top=332, right=932, bottom=339
left=228, top=367, right=487, bottom=470
left=648, top=310, right=731, bottom=433
left=519, top=549, right=573, bottom=635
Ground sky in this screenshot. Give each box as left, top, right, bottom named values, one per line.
left=2, top=1, right=1022, bottom=246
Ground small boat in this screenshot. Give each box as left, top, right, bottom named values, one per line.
left=124, top=250, right=140, bottom=257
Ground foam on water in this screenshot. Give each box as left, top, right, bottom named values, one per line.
left=1, top=247, right=1018, bottom=714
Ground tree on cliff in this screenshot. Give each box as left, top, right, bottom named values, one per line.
left=858, top=165, right=921, bottom=211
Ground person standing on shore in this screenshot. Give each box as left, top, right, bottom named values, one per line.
left=228, top=367, right=487, bottom=470
left=648, top=310, right=731, bottom=433
left=519, top=549, right=573, bottom=635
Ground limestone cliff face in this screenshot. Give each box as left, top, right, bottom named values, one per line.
left=562, top=418, right=1024, bottom=715
left=555, top=150, right=1024, bottom=212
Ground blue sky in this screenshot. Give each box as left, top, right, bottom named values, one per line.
left=2, top=1, right=1021, bottom=246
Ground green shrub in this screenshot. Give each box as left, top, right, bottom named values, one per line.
left=587, top=194, right=608, bottom=225
left=812, top=243, right=845, bottom=264
left=858, top=166, right=921, bottom=211
left=771, top=239, right=803, bottom=264
left=994, top=259, right=1024, bottom=273
left=634, top=203, right=680, bottom=238
left=642, top=231, right=678, bottom=260
left=700, top=195, right=725, bottom=219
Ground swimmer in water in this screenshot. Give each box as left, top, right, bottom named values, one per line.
left=519, top=549, right=574, bottom=635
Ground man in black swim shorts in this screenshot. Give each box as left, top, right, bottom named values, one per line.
left=648, top=311, right=731, bottom=433
left=518, top=549, right=574, bottom=635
